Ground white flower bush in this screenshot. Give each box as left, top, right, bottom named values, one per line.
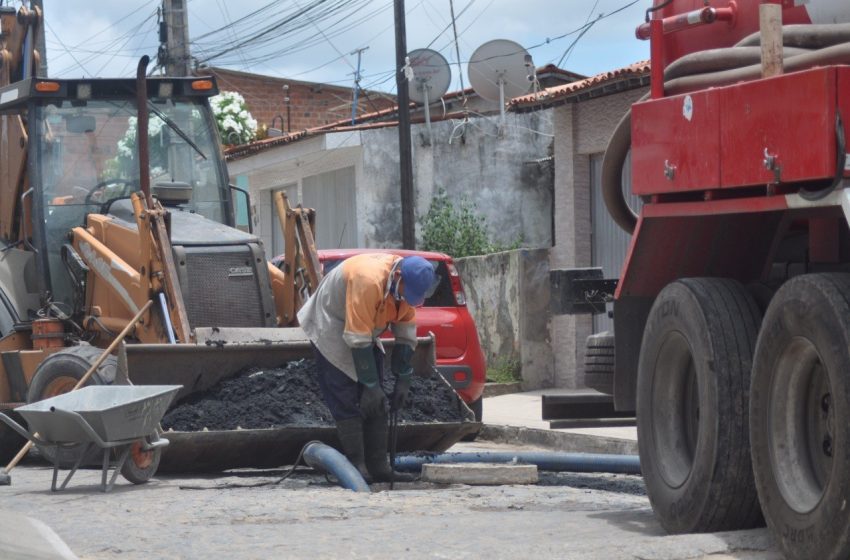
left=210, top=91, right=257, bottom=145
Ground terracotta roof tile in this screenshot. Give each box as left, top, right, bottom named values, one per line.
left=510, top=61, right=650, bottom=108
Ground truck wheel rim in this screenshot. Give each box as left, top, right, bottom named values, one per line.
left=652, top=331, right=699, bottom=489
left=769, top=336, right=831, bottom=514
left=42, top=377, right=78, bottom=399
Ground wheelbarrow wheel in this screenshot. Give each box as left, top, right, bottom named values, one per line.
left=120, top=435, right=162, bottom=484
left=26, top=345, right=117, bottom=467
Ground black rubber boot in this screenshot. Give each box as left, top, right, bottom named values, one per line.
left=335, top=417, right=373, bottom=483
left=363, top=413, right=415, bottom=483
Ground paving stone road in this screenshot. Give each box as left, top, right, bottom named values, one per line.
left=0, top=442, right=782, bottom=560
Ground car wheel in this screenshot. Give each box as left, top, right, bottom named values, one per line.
left=750, top=274, right=850, bottom=560
left=637, top=278, right=762, bottom=533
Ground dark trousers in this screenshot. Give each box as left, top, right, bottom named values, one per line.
left=312, top=343, right=384, bottom=421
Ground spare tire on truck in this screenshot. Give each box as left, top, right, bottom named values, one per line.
left=584, top=331, right=614, bottom=395
left=637, top=278, right=762, bottom=533
left=750, top=274, right=850, bottom=560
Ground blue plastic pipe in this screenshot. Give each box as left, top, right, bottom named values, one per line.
left=303, top=442, right=371, bottom=493
left=394, top=451, right=641, bottom=475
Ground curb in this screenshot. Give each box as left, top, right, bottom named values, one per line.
left=482, top=382, right=523, bottom=398
left=477, top=424, right=639, bottom=456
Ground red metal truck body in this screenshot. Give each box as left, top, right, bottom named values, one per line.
left=609, top=2, right=850, bottom=558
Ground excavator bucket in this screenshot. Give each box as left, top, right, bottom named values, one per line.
left=125, top=329, right=479, bottom=472
left=125, top=328, right=315, bottom=402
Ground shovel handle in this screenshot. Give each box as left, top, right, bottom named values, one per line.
left=2, top=300, right=153, bottom=475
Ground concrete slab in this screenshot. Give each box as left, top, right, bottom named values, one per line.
left=480, top=390, right=638, bottom=455
left=421, top=462, right=538, bottom=485
left=0, top=509, right=78, bottom=559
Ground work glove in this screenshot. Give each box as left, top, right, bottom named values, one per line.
left=352, top=346, right=386, bottom=417
left=390, top=374, right=412, bottom=412
left=390, top=344, right=415, bottom=411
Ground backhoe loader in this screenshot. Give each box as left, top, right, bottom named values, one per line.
left=0, top=5, right=475, bottom=472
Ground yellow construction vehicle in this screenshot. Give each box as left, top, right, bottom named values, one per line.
left=0, top=6, right=475, bottom=472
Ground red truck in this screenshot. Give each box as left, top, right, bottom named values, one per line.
left=565, top=2, right=850, bottom=558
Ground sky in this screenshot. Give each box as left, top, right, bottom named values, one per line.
left=40, top=0, right=650, bottom=96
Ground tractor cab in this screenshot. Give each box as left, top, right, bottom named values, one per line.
left=0, top=76, right=234, bottom=311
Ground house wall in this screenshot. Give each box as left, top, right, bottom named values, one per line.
left=358, top=111, right=554, bottom=249
left=550, top=86, right=648, bottom=388
left=227, top=132, right=364, bottom=253
left=208, top=68, right=395, bottom=133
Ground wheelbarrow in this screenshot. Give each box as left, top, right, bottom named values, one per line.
left=0, top=385, right=181, bottom=492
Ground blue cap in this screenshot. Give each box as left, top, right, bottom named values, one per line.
left=400, top=256, right=437, bottom=307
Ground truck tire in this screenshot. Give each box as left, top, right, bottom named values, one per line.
left=26, top=345, right=116, bottom=467
left=584, top=331, right=615, bottom=395
left=750, top=274, right=850, bottom=560
left=637, top=278, right=762, bottom=533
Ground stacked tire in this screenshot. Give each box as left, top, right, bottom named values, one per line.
left=584, top=331, right=614, bottom=395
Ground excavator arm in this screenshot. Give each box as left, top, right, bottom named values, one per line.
left=274, top=191, right=322, bottom=326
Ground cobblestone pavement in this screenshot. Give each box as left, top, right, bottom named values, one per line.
left=0, top=442, right=781, bottom=560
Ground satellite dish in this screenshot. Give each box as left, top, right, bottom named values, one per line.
left=407, top=48, right=451, bottom=146
left=408, top=48, right=451, bottom=105
left=468, top=39, right=532, bottom=103
left=468, top=39, right=533, bottom=135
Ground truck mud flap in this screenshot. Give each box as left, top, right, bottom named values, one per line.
left=157, top=422, right=482, bottom=473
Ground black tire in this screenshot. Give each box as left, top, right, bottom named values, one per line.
left=460, top=397, right=483, bottom=442
left=0, top=412, right=26, bottom=463
left=120, top=434, right=162, bottom=484
left=584, top=332, right=614, bottom=395
left=26, top=345, right=116, bottom=467
left=750, top=274, right=850, bottom=560
left=637, top=278, right=762, bottom=533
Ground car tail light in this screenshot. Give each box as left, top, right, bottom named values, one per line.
left=453, top=370, right=469, bottom=384
left=447, top=262, right=466, bottom=306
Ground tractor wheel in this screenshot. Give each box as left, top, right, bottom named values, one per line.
left=637, top=278, right=762, bottom=533
left=0, top=412, right=26, bottom=463
left=750, top=274, right=850, bottom=560
left=26, top=345, right=116, bottom=466
left=120, top=433, right=162, bottom=485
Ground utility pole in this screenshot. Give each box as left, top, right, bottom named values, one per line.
left=394, top=0, right=415, bottom=249
left=30, top=0, right=46, bottom=76
left=350, top=46, right=368, bottom=125
left=162, top=0, right=192, bottom=76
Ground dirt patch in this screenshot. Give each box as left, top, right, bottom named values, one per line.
left=161, top=359, right=468, bottom=431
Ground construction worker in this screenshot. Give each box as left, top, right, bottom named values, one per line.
left=297, top=253, right=438, bottom=483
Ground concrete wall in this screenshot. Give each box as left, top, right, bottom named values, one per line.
left=456, top=248, right=553, bottom=390
left=550, top=86, right=648, bottom=388
left=229, top=111, right=554, bottom=256
left=359, top=111, right=554, bottom=250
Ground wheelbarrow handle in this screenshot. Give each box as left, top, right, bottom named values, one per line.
left=0, top=412, right=50, bottom=446
left=46, top=408, right=111, bottom=449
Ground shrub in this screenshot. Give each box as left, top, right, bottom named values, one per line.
left=420, top=188, right=520, bottom=258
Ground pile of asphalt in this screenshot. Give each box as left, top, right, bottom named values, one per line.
left=161, top=359, right=467, bottom=431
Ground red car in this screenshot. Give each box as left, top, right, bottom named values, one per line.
left=277, top=248, right=486, bottom=421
